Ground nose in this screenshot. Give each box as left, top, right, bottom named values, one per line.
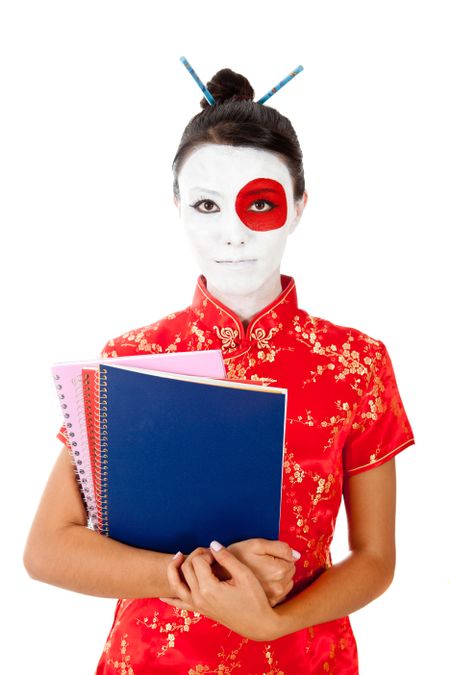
left=221, top=210, right=251, bottom=246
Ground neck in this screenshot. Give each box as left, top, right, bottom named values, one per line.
left=205, top=270, right=283, bottom=327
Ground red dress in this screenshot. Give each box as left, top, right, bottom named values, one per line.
left=57, top=273, right=415, bottom=674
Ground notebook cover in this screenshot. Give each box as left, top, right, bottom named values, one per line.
left=98, top=363, right=288, bottom=553
left=82, top=364, right=270, bottom=535
left=51, top=367, right=98, bottom=525
left=52, top=350, right=226, bottom=529
left=81, top=368, right=100, bottom=511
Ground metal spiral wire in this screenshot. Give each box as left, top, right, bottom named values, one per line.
left=53, top=371, right=97, bottom=527
left=72, top=373, right=98, bottom=527
left=94, top=366, right=109, bottom=536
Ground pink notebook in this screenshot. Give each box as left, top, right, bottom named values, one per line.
left=51, top=350, right=226, bottom=529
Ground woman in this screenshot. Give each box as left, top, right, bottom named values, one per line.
left=24, top=67, right=415, bottom=673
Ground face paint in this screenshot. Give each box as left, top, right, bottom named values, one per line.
left=235, top=177, right=287, bottom=231
left=177, top=144, right=301, bottom=300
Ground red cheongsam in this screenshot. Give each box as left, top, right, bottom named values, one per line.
left=57, top=273, right=415, bottom=674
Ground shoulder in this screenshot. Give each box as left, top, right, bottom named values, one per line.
left=296, top=307, right=387, bottom=381
left=99, top=305, right=192, bottom=358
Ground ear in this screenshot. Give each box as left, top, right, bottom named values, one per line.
left=173, top=195, right=181, bottom=217
left=288, top=191, right=308, bottom=234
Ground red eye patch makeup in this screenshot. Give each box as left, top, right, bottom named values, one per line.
left=235, top=178, right=287, bottom=231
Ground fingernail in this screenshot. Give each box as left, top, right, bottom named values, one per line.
left=172, top=551, right=182, bottom=559
left=291, top=549, right=301, bottom=559
left=210, top=540, right=223, bottom=551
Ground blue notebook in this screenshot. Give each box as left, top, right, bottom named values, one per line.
left=97, top=363, right=288, bottom=553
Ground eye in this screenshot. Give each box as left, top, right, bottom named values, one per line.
left=248, top=199, right=276, bottom=212
left=190, top=199, right=220, bottom=214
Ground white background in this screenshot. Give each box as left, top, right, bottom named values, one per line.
left=2, top=1, right=449, bottom=672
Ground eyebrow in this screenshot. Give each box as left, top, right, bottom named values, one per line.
left=188, top=186, right=280, bottom=197
left=243, top=187, right=279, bottom=195
left=189, top=186, right=223, bottom=196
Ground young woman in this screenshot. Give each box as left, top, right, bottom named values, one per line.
left=24, top=66, right=415, bottom=674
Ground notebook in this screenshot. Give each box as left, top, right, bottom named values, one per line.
left=92, top=362, right=288, bottom=552
left=51, top=350, right=226, bottom=529
left=81, top=367, right=100, bottom=508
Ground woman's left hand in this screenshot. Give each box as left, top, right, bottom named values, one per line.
left=159, top=541, right=277, bottom=642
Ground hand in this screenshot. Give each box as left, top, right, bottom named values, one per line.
left=226, top=538, right=300, bottom=607
left=160, top=546, right=228, bottom=615
left=159, top=541, right=277, bottom=641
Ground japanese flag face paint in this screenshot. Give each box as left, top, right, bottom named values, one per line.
left=176, top=143, right=303, bottom=298
left=234, top=177, right=288, bottom=232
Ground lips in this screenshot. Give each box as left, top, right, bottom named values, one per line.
left=215, top=259, right=257, bottom=264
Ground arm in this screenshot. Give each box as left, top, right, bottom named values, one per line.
left=268, top=458, right=397, bottom=639
left=23, top=445, right=176, bottom=599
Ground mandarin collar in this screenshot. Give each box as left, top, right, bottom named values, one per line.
left=190, top=273, right=299, bottom=354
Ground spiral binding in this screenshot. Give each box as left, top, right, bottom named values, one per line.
left=73, top=373, right=98, bottom=528
left=82, top=370, right=100, bottom=531
left=53, top=372, right=98, bottom=529
left=91, top=367, right=105, bottom=533
left=94, top=366, right=109, bottom=536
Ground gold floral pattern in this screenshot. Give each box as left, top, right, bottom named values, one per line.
left=135, top=607, right=205, bottom=659
left=213, top=325, right=239, bottom=351
left=56, top=273, right=415, bottom=674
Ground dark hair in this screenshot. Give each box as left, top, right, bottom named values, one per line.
left=172, top=67, right=305, bottom=201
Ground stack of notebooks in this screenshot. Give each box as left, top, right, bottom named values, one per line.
left=51, top=350, right=288, bottom=553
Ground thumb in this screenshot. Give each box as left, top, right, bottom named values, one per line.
left=260, top=539, right=302, bottom=562
left=209, top=540, right=250, bottom=580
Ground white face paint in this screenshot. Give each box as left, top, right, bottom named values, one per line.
left=176, top=144, right=304, bottom=300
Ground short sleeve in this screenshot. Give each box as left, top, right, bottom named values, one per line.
left=55, top=340, right=110, bottom=446
left=342, top=339, right=415, bottom=476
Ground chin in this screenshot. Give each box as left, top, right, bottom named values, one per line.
left=205, top=265, right=265, bottom=296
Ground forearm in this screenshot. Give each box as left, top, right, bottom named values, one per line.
left=24, top=524, right=175, bottom=599
left=270, top=549, right=394, bottom=639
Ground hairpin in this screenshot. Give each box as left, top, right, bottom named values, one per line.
left=179, top=56, right=303, bottom=107
left=256, top=65, right=304, bottom=104
left=180, top=56, right=216, bottom=106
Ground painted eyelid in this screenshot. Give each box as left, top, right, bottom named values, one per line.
left=190, top=199, right=220, bottom=212
left=248, top=199, right=278, bottom=210
left=189, top=197, right=276, bottom=212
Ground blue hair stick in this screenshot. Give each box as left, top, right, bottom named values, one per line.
left=256, top=65, right=304, bottom=105
left=180, top=56, right=216, bottom=106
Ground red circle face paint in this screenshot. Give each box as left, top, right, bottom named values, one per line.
left=235, top=178, right=288, bottom=231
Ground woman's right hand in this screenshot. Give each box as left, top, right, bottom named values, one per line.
left=213, top=538, right=300, bottom=607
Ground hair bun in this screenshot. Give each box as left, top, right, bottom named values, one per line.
left=200, top=68, right=254, bottom=110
